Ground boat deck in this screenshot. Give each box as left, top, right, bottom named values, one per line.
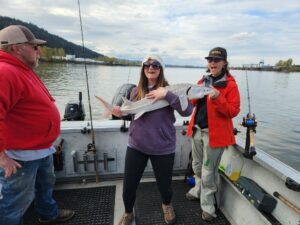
left=24, top=178, right=232, bottom=225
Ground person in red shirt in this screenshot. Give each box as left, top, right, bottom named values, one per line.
left=186, top=47, right=240, bottom=221
left=0, top=25, right=74, bottom=225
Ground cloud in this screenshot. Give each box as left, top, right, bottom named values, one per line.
left=231, top=32, right=256, bottom=40
left=1, top=0, right=299, bottom=66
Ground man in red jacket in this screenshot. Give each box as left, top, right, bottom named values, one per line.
left=0, top=25, right=74, bottom=225
left=186, top=47, right=240, bottom=221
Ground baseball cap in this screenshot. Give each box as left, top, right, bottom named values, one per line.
left=142, top=55, right=165, bottom=71
left=205, top=47, right=227, bottom=60
left=0, top=25, right=46, bottom=46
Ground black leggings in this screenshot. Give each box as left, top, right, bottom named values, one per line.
left=123, top=147, right=175, bottom=213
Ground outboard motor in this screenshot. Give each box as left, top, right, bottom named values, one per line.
left=111, top=83, right=136, bottom=120
left=63, top=92, right=86, bottom=121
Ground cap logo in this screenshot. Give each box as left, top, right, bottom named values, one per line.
left=211, top=50, right=221, bottom=56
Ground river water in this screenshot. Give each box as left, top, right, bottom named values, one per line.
left=36, top=62, right=300, bottom=172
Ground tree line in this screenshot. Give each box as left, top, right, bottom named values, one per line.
left=0, top=16, right=102, bottom=59
left=274, top=58, right=299, bottom=71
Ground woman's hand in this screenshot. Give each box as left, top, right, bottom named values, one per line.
left=209, top=87, right=220, bottom=100
left=111, top=106, right=123, bottom=117
left=146, top=87, right=168, bottom=102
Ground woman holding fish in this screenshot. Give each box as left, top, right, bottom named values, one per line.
left=186, top=47, right=240, bottom=221
left=112, top=55, right=193, bottom=225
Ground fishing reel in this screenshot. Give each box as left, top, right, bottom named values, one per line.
left=86, top=143, right=97, bottom=153
left=242, top=113, right=257, bottom=159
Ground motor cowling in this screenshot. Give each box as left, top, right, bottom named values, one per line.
left=63, top=92, right=86, bottom=121
left=111, top=83, right=136, bottom=120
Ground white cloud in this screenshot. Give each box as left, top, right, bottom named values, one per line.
left=1, top=0, right=299, bottom=66
left=48, top=8, right=77, bottom=17
left=231, top=32, right=256, bottom=40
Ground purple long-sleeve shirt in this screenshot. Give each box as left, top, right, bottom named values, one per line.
left=127, top=87, right=193, bottom=155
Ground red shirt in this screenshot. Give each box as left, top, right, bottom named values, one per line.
left=187, top=73, right=240, bottom=148
left=0, top=51, right=60, bottom=152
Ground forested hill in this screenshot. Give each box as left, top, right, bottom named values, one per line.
left=0, top=16, right=104, bottom=58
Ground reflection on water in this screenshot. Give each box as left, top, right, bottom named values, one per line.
left=36, top=63, right=300, bottom=171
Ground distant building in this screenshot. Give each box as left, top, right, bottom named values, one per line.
left=65, top=55, right=76, bottom=60
left=51, top=54, right=105, bottom=64
left=259, top=59, right=264, bottom=67
left=243, top=59, right=267, bottom=69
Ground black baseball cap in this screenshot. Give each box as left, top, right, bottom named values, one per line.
left=205, top=47, right=227, bottom=60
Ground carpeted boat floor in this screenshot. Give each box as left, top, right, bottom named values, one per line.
left=134, top=180, right=231, bottom=225
left=23, top=185, right=115, bottom=225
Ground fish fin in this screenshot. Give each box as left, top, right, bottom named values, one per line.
left=121, top=96, right=130, bottom=105
left=95, top=95, right=113, bottom=116
left=134, top=111, right=145, bottom=120
left=178, top=95, right=188, bottom=110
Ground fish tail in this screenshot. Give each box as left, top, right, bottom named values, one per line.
left=95, top=95, right=113, bottom=115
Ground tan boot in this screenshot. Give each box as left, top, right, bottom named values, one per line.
left=185, top=192, right=199, bottom=201
left=162, top=204, right=176, bottom=224
left=117, top=212, right=134, bottom=225
left=38, top=209, right=75, bottom=224
left=201, top=211, right=215, bottom=221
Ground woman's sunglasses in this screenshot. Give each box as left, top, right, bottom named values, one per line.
left=143, top=61, right=161, bottom=69
left=207, top=58, right=222, bottom=63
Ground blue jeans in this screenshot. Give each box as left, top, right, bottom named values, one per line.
left=0, top=155, right=58, bottom=225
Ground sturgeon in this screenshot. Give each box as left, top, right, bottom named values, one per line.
left=95, top=83, right=212, bottom=120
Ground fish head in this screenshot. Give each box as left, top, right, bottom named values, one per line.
left=187, top=85, right=212, bottom=99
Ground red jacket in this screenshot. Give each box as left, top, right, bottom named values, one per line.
left=187, top=73, right=240, bottom=148
left=0, top=51, right=60, bottom=152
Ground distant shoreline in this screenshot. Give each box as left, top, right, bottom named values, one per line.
left=231, top=67, right=300, bottom=73
left=40, top=59, right=204, bottom=69
left=40, top=60, right=300, bottom=72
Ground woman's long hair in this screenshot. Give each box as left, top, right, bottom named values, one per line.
left=134, top=64, right=169, bottom=100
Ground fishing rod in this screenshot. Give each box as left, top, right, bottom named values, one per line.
left=242, top=67, right=257, bottom=159
left=273, top=192, right=300, bottom=215
left=77, top=0, right=99, bottom=182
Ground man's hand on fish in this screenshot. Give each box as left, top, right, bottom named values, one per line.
left=111, top=106, right=123, bottom=117
left=146, top=87, right=168, bottom=102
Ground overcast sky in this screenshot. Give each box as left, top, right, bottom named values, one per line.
left=1, top=0, right=299, bottom=66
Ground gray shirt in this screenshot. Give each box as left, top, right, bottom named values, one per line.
left=6, top=146, right=55, bottom=161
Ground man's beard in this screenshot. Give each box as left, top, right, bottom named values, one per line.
left=33, top=58, right=39, bottom=68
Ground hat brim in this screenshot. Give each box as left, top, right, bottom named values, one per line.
left=205, top=56, right=225, bottom=60
left=28, top=39, right=47, bottom=45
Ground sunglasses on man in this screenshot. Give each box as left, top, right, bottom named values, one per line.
left=16, top=43, right=39, bottom=51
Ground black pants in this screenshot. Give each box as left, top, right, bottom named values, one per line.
left=123, top=147, right=175, bottom=213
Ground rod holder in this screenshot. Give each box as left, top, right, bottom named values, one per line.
left=71, top=150, right=78, bottom=172
left=72, top=152, right=115, bottom=172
